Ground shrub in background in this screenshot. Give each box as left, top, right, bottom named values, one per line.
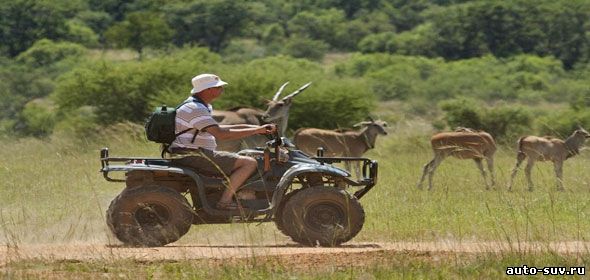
left=439, top=98, right=532, bottom=141
left=16, top=39, right=87, bottom=68
left=19, top=98, right=56, bottom=137
left=51, top=50, right=374, bottom=135
left=537, top=109, right=590, bottom=138
left=283, top=36, right=329, bottom=61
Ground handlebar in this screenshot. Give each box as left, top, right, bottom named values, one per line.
left=263, top=130, right=283, bottom=171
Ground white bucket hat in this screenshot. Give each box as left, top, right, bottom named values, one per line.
left=190, top=74, right=228, bottom=94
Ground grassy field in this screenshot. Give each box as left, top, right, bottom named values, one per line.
left=1, top=121, right=589, bottom=278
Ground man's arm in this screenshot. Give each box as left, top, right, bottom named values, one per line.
left=219, top=124, right=260, bottom=129
left=205, top=124, right=276, bottom=141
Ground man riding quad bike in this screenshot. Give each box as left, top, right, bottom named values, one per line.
left=101, top=74, right=378, bottom=247
left=100, top=131, right=378, bottom=247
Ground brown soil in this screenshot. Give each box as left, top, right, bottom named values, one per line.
left=1, top=241, right=589, bottom=267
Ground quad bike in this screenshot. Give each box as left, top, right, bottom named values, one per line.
left=100, top=132, right=378, bottom=247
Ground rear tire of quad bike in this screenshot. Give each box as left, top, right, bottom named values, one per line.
left=280, top=186, right=365, bottom=247
left=106, top=185, right=194, bottom=247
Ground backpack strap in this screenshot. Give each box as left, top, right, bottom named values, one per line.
left=174, top=97, right=208, bottom=141
left=162, top=97, right=209, bottom=158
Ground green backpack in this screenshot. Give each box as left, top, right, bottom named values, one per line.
left=144, top=100, right=198, bottom=146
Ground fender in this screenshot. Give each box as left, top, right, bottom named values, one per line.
left=102, top=164, right=228, bottom=215
left=269, top=163, right=350, bottom=212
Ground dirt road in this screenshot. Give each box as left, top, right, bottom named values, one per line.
left=1, top=241, right=589, bottom=265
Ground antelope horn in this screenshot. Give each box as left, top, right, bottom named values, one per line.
left=281, top=82, right=312, bottom=100
left=353, top=121, right=371, bottom=127
left=272, top=82, right=290, bottom=101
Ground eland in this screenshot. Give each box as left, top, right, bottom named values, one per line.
left=508, top=128, right=590, bottom=191
left=417, top=128, right=497, bottom=190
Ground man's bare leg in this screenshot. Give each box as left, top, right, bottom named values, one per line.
left=218, top=156, right=257, bottom=204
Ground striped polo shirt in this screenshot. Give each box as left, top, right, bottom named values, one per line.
left=169, top=96, right=218, bottom=151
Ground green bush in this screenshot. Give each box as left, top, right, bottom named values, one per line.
left=439, top=98, right=532, bottom=141
left=367, top=63, right=423, bottom=100
left=439, top=98, right=483, bottom=130
left=52, top=47, right=220, bottom=125
left=65, top=20, right=99, bottom=47
left=335, top=53, right=575, bottom=104
left=52, top=106, right=98, bottom=137
left=286, top=9, right=346, bottom=49
left=20, top=98, right=56, bottom=136
left=288, top=78, right=375, bottom=131
left=221, top=39, right=267, bottom=63
left=51, top=50, right=374, bottom=134
left=537, top=109, right=590, bottom=138
left=358, top=24, right=437, bottom=56
left=283, top=36, right=328, bottom=61
left=0, top=63, right=55, bottom=123
left=16, top=39, right=87, bottom=67
left=358, top=32, right=397, bottom=53
left=483, top=105, right=533, bottom=141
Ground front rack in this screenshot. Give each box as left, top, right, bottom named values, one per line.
left=312, top=156, right=378, bottom=199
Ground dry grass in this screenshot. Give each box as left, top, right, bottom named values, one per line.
left=1, top=120, right=590, bottom=278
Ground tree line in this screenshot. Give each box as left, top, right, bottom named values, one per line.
left=0, top=0, right=589, bottom=141
left=2, top=0, right=589, bottom=65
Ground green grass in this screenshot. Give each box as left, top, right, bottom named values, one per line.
left=358, top=125, right=590, bottom=243
left=1, top=124, right=590, bottom=244
left=2, top=252, right=588, bottom=279
left=1, top=122, right=590, bottom=278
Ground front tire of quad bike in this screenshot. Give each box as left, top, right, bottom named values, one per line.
left=280, top=186, right=365, bottom=247
left=106, top=185, right=194, bottom=247
left=273, top=188, right=302, bottom=236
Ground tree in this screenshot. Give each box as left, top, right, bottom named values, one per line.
left=104, top=11, right=173, bottom=59
left=283, top=36, right=329, bottom=61
left=16, top=39, right=87, bottom=67
left=287, top=9, right=345, bottom=49
left=0, top=0, right=70, bottom=57
left=165, top=0, right=251, bottom=51
left=75, top=11, right=113, bottom=44
left=426, top=1, right=590, bottom=68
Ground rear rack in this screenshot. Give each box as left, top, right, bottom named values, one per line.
left=100, top=148, right=173, bottom=182
left=100, top=148, right=163, bottom=165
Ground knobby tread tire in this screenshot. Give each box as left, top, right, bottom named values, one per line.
left=106, top=185, right=194, bottom=247
left=279, top=186, right=365, bottom=247
left=273, top=188, right=303, bottom=237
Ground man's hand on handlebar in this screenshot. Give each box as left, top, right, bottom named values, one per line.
left=259, top=124, right=277, bottom=135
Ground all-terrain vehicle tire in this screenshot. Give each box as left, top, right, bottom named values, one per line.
left=106, top=185, right=194, bottom=247
left=273, top=188, right=302, bottom=236
left=279, top=186, right=365, bottom=247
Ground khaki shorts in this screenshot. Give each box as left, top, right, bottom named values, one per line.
left=170, top=148, right=239, bottom=177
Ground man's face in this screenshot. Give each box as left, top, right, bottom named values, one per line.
left=201, top=86, right=224, bottom=101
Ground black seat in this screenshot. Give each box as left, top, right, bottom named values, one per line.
left=144, top=159, right=171, bottom=166
left=144, top=159, right=223, bottom=178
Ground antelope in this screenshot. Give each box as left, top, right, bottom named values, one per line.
left=508, top=128, right=590, bottom=191
left=417, top=128, right=496, bottom=190
left=293, top=119, right=388, bottom=176
left=214, top=82, right=311, bottom=151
